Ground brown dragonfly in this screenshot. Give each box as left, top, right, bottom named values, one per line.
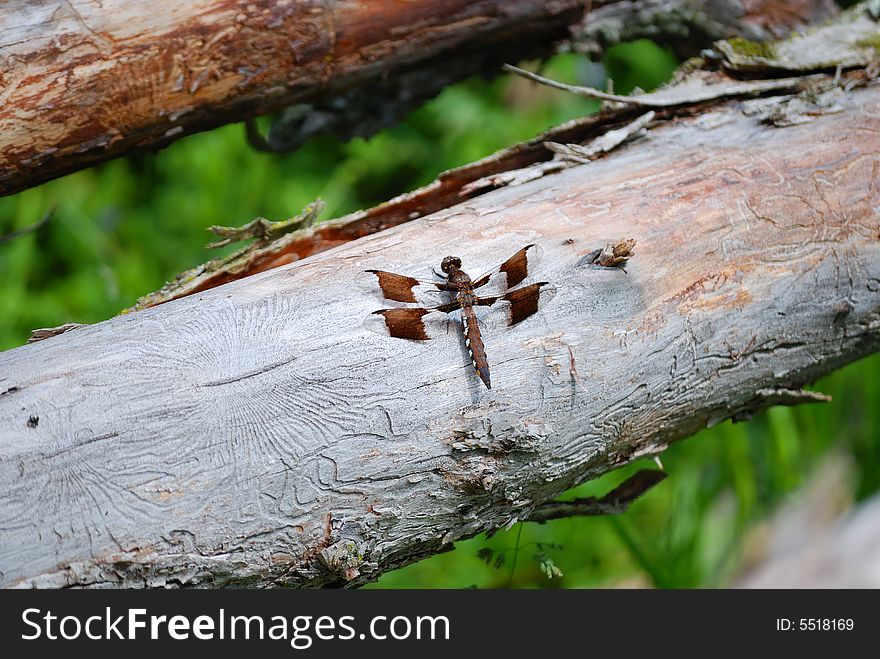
left=363, top=245, right=556, bottom=389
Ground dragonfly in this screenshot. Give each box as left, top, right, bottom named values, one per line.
left=363, top=245, right=555, bottom=389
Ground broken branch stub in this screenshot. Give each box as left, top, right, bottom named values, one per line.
left=527, top=470, right=668, bottom=523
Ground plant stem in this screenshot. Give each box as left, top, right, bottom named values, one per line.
left=506, top=523, right=524, bottom=589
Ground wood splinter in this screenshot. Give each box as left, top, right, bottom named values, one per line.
left=581, top=238, right=637, bottom=270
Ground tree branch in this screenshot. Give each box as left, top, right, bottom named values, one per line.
left=0, top=206, right=55, bottom=245
left=0, top=0, right=836, bottom=197
left=527, top=470, right=668, bottom=522
left=1, top=5, right=878, bottom=589
left=130, top=3, right=880, bottom=310
left=1, top=64, right=878, bottom=587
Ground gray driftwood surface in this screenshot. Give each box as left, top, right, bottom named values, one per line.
left=2, top=81, right=879, bottom=587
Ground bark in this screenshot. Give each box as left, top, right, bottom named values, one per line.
left=570, top=0, right=838, bottom=57
left=0, top=0, right=836, bottom=197
left=1, top=69, right=878, bottom=587
left=739, top=494, right=880, bottom=587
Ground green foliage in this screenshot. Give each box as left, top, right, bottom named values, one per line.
left=536, top=553, right=564, bottom=580
left=1, top=38, right=876, bottom=590
left=476, top=535, right=566, bottom=583
left=603, top=39, right=679, bottom=94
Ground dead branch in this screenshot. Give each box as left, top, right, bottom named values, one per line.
left=1, top=65, right=878, bottom=587
left=0, top=0, right=836, bottom=197
left=0, top=206, right=55, bottom=245
left=130, top=3, right=878, bottom=309
left=527, top=470, right=668, bottom=522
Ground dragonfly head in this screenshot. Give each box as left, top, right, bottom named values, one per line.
left=440, top=256, right=462, bottom=274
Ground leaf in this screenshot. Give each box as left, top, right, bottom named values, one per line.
left=476, top=547, right=495, bottom=565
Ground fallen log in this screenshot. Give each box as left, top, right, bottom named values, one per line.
left=0, top=0, right=836, bottom=196
left=130, top=2, right=877, bottom=310
left=1, top=69, right=878, bottom=587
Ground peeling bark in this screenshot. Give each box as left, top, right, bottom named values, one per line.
left=1, top=74, right=878, bottom=587
left=0, top=0, right=835, bottom=197
left=570, top=0, right=838, bottom=57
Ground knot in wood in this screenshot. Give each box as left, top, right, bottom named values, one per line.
left=318, top=539, right=364, bottom=581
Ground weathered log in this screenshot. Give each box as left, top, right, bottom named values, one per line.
left=570, top=0, right=838, bottom=57
left=0, top=0, right=836, bottom=197
left=737, top=456, right=880, bottom=588
left=1, top=71, right=878, bottom=587
left=131, top=2, right=879, bottom=310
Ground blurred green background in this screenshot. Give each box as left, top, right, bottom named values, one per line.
left=1, top=37, right=877, bottom=588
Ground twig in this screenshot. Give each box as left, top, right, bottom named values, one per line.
left=205, top=200, right=323, bottom=249
left=504, top=63, right=816, bottom=109
left=504, top=63, right=668, bottom=107
left=0, top=205, right=55, bottom=245
left=754, top=387, right=832, bottom=405
left=28, top=323, right=87, bottom=344
left=728, top=387, right=832, bottom=423
left=527, top=470, right=667, bottom=523
left=244, top=118, right=278, bottom=153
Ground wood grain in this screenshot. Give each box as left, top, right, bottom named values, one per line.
left=1, top=84, right=878, bottom=588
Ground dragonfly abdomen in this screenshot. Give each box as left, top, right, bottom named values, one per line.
left=460, top=302, right=491, bottom=389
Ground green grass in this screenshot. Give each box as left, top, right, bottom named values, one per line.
left=1, top=39, right=875, bottom=588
